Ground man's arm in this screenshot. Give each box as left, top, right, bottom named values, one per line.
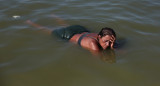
left=89, top=41, right=101, bottom=55
left=110, top=35, right=116, bottom=49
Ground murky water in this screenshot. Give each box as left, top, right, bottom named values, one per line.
left=0, top=0, right=160, bottom=86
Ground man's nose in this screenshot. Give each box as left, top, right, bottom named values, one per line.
left=105, top=42, right=110, bottom=46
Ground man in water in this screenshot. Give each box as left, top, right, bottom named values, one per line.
left=26, top=15, right=116, bottom=54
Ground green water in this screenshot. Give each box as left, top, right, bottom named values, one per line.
left=0, top=0, right=160, bottom=86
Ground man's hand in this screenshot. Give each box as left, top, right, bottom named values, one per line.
left=110, top=35, right=116, bottom=49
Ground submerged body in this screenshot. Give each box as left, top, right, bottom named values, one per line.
left=26, top=15, right=116, bottom=54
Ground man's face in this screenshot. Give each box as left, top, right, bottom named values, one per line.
left=99, top=35, right=113, bottom=49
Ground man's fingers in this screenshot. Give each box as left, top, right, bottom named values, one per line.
left=111, top=35, right=115, bottom=40
left=110, top=39, right=114, bottom=43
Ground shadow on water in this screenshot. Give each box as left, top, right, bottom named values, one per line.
left=114, top=37, right=127, bottom=49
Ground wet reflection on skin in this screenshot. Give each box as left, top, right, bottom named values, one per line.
left=100, top=49, right=116, bottom=64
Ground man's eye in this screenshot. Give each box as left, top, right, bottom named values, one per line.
left=105, top=40, right=109, bottom=42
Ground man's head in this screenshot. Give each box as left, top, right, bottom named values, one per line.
left=98, top=27, right=116, bottom=38
left=98, top=27, right=116, bottom=49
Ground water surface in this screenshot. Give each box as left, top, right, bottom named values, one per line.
left=0, top=0, right=160, bottom=86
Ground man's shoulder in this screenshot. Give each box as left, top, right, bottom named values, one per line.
left=89, top=39, right=100, bottom=51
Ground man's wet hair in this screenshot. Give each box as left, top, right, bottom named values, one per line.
left=98, top=27, right=116, bottom=38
